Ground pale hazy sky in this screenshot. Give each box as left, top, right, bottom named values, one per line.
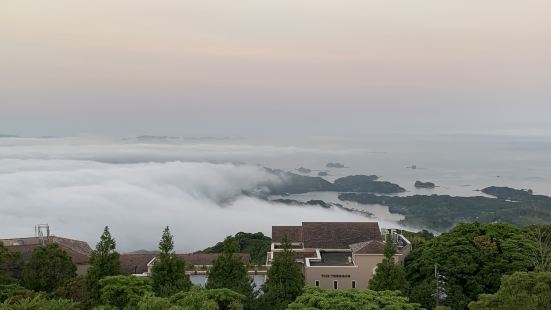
left=1, top=0, right=550, bottom=137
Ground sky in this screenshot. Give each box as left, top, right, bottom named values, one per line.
left=1, top=0, right=551, bottom=136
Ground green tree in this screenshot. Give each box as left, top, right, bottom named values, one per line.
left=170, top=288, right=245, bottom=310
left=136, top=293, right=177, bottom=310
left=86, top=227, right=121, bottom=305
left=0, top=295, right=80, bottom=310
left=287, top=286, right=424, bottom=309
left=200, top=232, right=272, bottom=265
left=469, top=272, right=551, bottom=310
left=525, top=225, right=551, bottom=272
left=151, top=226, right=192, bottom=297
left=259, top=235, right=303, bottom=310
left=90, top=306, right=118, bottom=310
left=405, top=222, right=535, bottom=309
left=98, top=275, right=153, bottom=310
left=0, top=284, right=36, bottom=303
left=0, top=243, right=20, bottom=285
left=408, top=279, right=437, bottom=309
left=54, top=276, right=90, bottom=309
left=0, top=243, right=11, bottom=285
left=21, top=243, right=77, bottom=293
left=368, top=237, right=409, bottom=293
left=206, top=236, right=254, bottom=307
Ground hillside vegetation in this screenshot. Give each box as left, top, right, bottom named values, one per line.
left=264, top=169, right=405, bottom=195
left=339, top=187, right=551, bottom=231
left=199, top=232, right=271, bottom=265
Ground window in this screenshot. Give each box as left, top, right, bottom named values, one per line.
left=352, top=280, right=356, bottom=289
left=315, top=280, right=320, bottom=287
left=333, top=281, right=338, bottom=289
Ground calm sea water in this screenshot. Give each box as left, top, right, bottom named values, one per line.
left=262, top=133, right=551, bottom=231
left=253, top=133, right=551, bottom=197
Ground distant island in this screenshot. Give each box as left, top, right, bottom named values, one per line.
left=481, top=186, right=534, bottom=201
left=326, top=162, right=346, bottom=168
left=271, top=199, right=333, bottom=209
left=0, top=134, right=19, bottom=138
left=135, top=135, right=232, bottom=141
left=414, top=181, right=435, bottom=189
left=262, top=169, right=405, bottom=195
left=270, top=198, right=374, bottom=217
left=136, top=135, right=180, bottom=141
left=296, top=167, right=312, bottom=174
left=318, top=171, right=329, bottom=177
left=339, top=186, right=551, bottom=231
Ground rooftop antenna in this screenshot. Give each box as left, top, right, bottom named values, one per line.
left=34, top=224, right=50, bottom=246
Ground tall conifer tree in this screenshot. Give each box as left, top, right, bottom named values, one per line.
left=368, top=236, right=409, bottom=293
left=86, top=226, right=121, bottom=305
left=206, top=236, right=254, bottom=307
left=260, top=235, right=304, bottom=310
left=151, top=226, right=191, bottom=296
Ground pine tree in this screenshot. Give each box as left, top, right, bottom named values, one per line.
left=206, top=236, right=254, bottom=306
left=260, top=235, right=304, bottom=310
left=151, top=226, right=192, bottom=296
left=86, top=226, right=121, bottom=305
left=368, top=236, right=409, bottom=293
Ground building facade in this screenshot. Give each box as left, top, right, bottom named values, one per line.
left=267, top=222, right=411, bottom=290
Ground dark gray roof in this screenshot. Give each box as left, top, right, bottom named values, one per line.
left=2, top=236, right=92, bottom=265
left=272, top=226, right=303, bottom=243
left=302, top=222, right=382, bottom=249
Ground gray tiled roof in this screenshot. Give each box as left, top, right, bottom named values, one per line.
left=2, top=236, right=92, bottom=265
left=272, top=226, right=303, bottom=243
left=302, top=222, right=382, bottom=249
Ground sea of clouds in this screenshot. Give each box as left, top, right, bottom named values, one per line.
left=0, top=137, right=376, bottom=252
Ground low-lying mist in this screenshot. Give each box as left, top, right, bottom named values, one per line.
left=0, top=138, right=379, bottom=252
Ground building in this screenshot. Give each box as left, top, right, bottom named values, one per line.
left=0, top=235, right=93, bottom=275
left=120, top=252, right=259, bottom=288
left=267, top=222, right=411, bottom=290
left=120, top=252, right=251, bottom=276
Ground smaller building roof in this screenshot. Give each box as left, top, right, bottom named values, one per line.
left=119, top=253, right=252, bottom=274
left=1, top=236, right=92, bottom=265
left=310, top=251, right=354, bottom=267
left=349, top=240, right=386, bottom=254
left=120, top=254, right=157, bottom=274
left=273, top=250, right=317, bottom=261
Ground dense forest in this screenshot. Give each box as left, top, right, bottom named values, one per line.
left=199, top=232, right=272, bottom=265
left=339, top=187, right=551, bottom=230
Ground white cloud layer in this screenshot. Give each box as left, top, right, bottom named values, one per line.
left=0, top=138, right=373, bottom=252
left=0, top=137, right=358, bottom=164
